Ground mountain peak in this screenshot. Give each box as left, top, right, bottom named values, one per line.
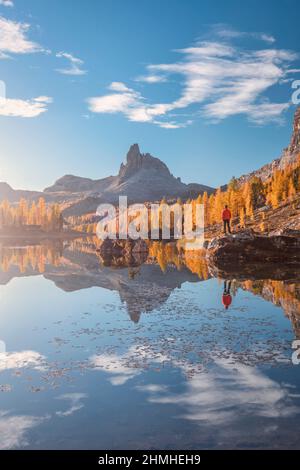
left=118, top=144, right=171, bottom=181
left=126, top=143, right=141, bottom=164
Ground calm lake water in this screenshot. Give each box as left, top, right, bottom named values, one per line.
left=0, top=239, right=300, bottom=450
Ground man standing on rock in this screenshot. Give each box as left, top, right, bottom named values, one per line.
left=222, top=205, right=232, bottom=234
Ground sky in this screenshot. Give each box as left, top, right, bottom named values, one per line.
left=0, top=0, right=300, bottom=191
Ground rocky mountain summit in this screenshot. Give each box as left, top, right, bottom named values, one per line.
left=238, top=106, right=300, bottom=185
left=0, top=143, right=213, bottom=214
left=118, top=144, right=171, bottom=181
left=56, top=144, right=213, bottom=216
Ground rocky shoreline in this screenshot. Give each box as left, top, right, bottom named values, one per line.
left=205, top=229, right=300, bottom=277
left=95, top=229, right=300, bottom=277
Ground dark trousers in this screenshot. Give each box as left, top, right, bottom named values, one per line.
left=224, top=280, right=232, bottom=294
left=223, top=219, right=231, bottom=234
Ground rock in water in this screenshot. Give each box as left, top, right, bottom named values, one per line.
left=97, top=238, right=149, bottom=256
left=207, top=230, right=300, bottom=268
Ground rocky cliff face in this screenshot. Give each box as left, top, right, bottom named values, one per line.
left=44, top=174, right=115, bottom=194
left=238, top=106, right=300, bottom=185
left=118, top=144, right=171, bottom=181
left=60, top=144, right=214, bottom=216
left=0, top=144, right=213, bottom=213
left=289, top=106, right=300, bottom=154
left=45, top=143, right=211, bottom=202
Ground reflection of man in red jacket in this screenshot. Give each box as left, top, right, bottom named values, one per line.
left=222, top=205, right=232, bottom=234
left=222, top=280, right=232, bottom=310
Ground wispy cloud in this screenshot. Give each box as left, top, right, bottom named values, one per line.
left=135, top=74, right=168, bottom=84
left=89, top=346, right=169, bottom=386
left=88, top=29, right=298, bottom=128
left=0, top=95, right=52, bottom=117
left=56, top=51, right=87, bottom=76
left=213, top=25, right=276, bottom=44
left=56, top=393, right=87, bottom=417
left=146, top=359, right=300, bottom=426
left=0, top=350, right=46, bottom=371
left=0, top=1, right=14, bottom=7
left=0, top=16, right=45, bottom=57
left=0, top=411, right=47, bottom=450
left=88, top=82, right=185, bottom=128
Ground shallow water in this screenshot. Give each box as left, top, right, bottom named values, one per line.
left=0, top=240, right=300, bottom=449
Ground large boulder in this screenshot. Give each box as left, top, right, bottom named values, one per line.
left=131, top=239, right=148, bottom=254
left=207, top=230, right=300, bottom=270
left=97, top=238, right=149, bottom=257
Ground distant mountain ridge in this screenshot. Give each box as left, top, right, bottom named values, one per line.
left=45, top=143, right=214, bottom=216
left=0, top=144, right=213, bottom=215
left=0, top=182, right=45, bottom=203
left=1, top=106, right=300, bottom=216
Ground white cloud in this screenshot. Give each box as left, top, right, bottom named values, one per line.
left=154, top=120, right=189, bottom=129
left=88, top=82, right=150, bottom=120
left=0, top=95, right=52, bottom=117
left=90, top=351, right=141, bottom=385
left=33, top=95, right=53, bottom=104
left=56, top=51, right=87, bottom=76
left=213, top=26, right=276, bottom=44
left=136, top=75, right=167, bottom=84
left=89, top=342, right=299, bottom=431
left=0, top=16, right=44, bottom=57
left=89, top=346, right=168, bottom=386
left=146, top=359, right=299, bottom=426
left=88, top=82, right=176, bottom=127
left=0, top=1, right=14, bottom=7
left=260, top=34, right=276, bottom=44
left=56, top=393, right=87, bottom=417
left=0, top=350, right=46, bottom=370
left=0, top=411, right=46, bottom=450
left=88, top=31, right=298, bottom=127
left=175, top=41, right=235, bottom=58
left=109, top=81, right=132, bottom=92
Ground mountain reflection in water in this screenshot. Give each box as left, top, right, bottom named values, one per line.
left=0, top=238, right=299, bottom=331
left=1, top=238, right=300, bottom=449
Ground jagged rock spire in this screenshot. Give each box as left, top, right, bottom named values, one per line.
left=118, top=143, right=171, bottom=180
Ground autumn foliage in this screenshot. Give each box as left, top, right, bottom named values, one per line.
left=189, top=153, right=300, bottom=230
left=0, top=197, right=63, bottom=232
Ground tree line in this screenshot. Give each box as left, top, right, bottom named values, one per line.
left=0, top=197, right=64, bottom=232
left=189, top=153, right=300, bottom=228
left=65, top=153, right=300, bottom=236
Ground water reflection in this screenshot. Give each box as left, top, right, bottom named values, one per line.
left=0, top=239, right=299, bottom=330
left=0, top=412, right=47, bottom=450
left=0, top=239, right=300, bottom=449
left=222, top=281, right=232, bottom=310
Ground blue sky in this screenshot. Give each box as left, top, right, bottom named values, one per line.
left=0, top=0, right=299, bottom=190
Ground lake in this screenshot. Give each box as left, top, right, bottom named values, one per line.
left=0, top=239, right=300, bottom=450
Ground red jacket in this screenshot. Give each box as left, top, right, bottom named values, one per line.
left=222, top=208, right=231, bottom=221
left=222, top=294, right=232, bottom=308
